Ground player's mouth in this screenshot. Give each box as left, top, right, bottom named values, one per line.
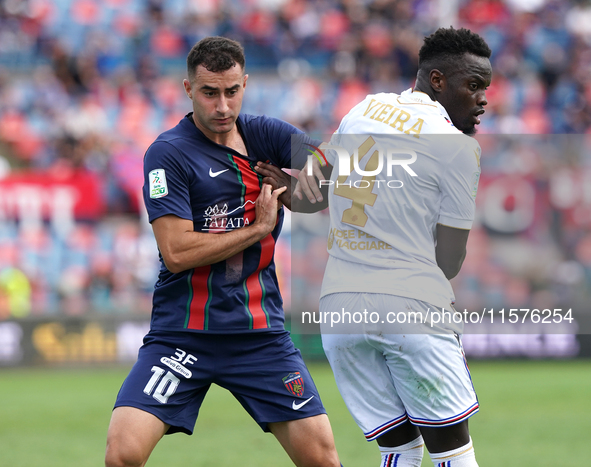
left=473, top=109, right=485, bottom=125
left=214, top=117, right=232, bottom=124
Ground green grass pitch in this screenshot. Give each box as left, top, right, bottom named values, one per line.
left=0, top=360, right=590, bottom=466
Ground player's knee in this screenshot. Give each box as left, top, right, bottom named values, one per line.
left=299, top=446, right=340, bottom=467
left=105, top=439, right=147, bottom=467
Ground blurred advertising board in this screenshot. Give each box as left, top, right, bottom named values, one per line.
left=0, top=316, right=148, bottom=366
left=0, top=315, right=589, bottom=367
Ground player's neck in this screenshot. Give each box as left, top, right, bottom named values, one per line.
left=412, top=85, right=437, bottom=103
left=205, top=126, right=237, bottom=147
left=201, top=122, right=247, bottom=155
left=412, top=75, right=437, bottom=101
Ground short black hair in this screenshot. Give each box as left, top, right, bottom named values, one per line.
left=418, top=27, right=491, bottom=74
left=186, top=36, right=245, bottom=79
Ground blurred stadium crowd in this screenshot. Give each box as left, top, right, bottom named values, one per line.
left=1, top=0, right=591, bottom=320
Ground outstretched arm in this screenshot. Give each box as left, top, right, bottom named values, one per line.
left=152, top=184, right=286, bottom=273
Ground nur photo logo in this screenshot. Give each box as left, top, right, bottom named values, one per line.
left=306, top=136, right=418, bottom=189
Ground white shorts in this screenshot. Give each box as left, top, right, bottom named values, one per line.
left=320, top=292, right=479, bottom=441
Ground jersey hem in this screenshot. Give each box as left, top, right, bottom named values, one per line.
left=319, top=288, right=452, bottom=311
left=112, top=402, right=194, bottom=435
left=364, top=413, right=408, bottom=441
left=149, top=325, right=287, bottom=334
left=407, top=403, right=479, bottom=427
left=437, top=214, right=473, bottom=230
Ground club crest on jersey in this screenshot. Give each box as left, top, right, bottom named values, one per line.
left=149, top=169, right=168, bottom=199
left=282, top=372, right=304, bottom=397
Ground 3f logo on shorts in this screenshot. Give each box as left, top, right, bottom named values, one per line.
left=169, top=348, right=198, bottom=367
left=143, top=348, right=198, bottom=404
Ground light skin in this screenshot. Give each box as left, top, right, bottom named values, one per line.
left=259, top=52, right=492, bottom=453
left=105, top=62, right=340, bottom=467
left=106, top=407, right=338, bottom=467
left=183, top=63, right=249, bottom=151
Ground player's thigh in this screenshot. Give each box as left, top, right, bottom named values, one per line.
left=218, top=331, right=326, bottom=431
left=320, top=293, right=408, bottom=441
left=269, top=414, right=339, bottom=467
left=379, top=298, right=478, bottom=429
left=105, top=406, right=169, bottom=466
left=114, top=331, right=213, bottom=435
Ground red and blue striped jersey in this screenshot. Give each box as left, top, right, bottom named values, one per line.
left=143, top=113, right=307, bottom=333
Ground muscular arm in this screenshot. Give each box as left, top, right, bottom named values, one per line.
left=153, top=184, right=285, bottom=273
left=435, top=224, right=470, bottom=280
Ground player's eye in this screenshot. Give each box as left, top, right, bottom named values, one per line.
left=469, top=83, right=478, bottom=90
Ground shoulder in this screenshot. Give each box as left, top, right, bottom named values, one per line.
left=437, top=134, right=481, bottom=175
left=148, top=114, right=198, bottom=150
left=336, top=92, right=400, bottom=132
left=146, top=116, right=197, bottom=160
left=456, top=135, right=482, bottom=166
left=346, top=92, right=402, bottom=116
left=158, top=114, right=195, bottom=141
left=145, top=120, right=194, bottom=169
left=239, top=113, right=302, bottom=135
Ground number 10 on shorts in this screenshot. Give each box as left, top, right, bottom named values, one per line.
left=143, top=366, right=180, bottom=404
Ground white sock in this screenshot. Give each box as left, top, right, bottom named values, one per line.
left=378, top=436, right=424, bottom=467
left=429, top=438, right=478, bottom=467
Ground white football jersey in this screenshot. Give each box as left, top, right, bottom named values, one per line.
left=320, top=89, right=482, bottom=309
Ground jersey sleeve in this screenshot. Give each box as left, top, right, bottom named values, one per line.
left=143, top=141, right=193, bottom=223
left=438, top=139, right=481, bottom=230
left=260, top=116, right=322, bottom=170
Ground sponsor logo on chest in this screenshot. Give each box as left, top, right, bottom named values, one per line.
left=202, top=202, right=254, bottom=232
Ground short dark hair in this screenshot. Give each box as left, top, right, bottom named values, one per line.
left=418, top=27, right=491, bottom=74
left=186, top=36, right=245, bottom=79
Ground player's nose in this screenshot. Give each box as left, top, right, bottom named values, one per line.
left=477, top=90, right=488, bottom=107
left=217, top=95, right=230, bottom=113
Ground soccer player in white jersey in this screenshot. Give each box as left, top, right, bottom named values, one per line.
left=287, top=27, right=492, bottom=467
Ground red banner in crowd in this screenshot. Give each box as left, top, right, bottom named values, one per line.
left=0, top=167, right=104, bottom=221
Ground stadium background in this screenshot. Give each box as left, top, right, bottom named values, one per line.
left=0, top=0, right=590, bottom=466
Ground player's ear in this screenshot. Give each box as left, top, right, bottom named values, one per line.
left=242, top=73, right=249, bottom=89
left=183, top=79, right=192, bottom=99
left=429, top=69, right=445, bottom=94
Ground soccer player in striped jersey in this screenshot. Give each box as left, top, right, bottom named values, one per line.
left=105, top=36, right=341, bottom=467
left=282, top=27, right=492, bottom=467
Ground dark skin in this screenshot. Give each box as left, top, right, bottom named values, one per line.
left=254, top=161, right=332, bottom=213
left=257, top=52, right=492, bottom=453
left=415, top=52, right=492, bottom=137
